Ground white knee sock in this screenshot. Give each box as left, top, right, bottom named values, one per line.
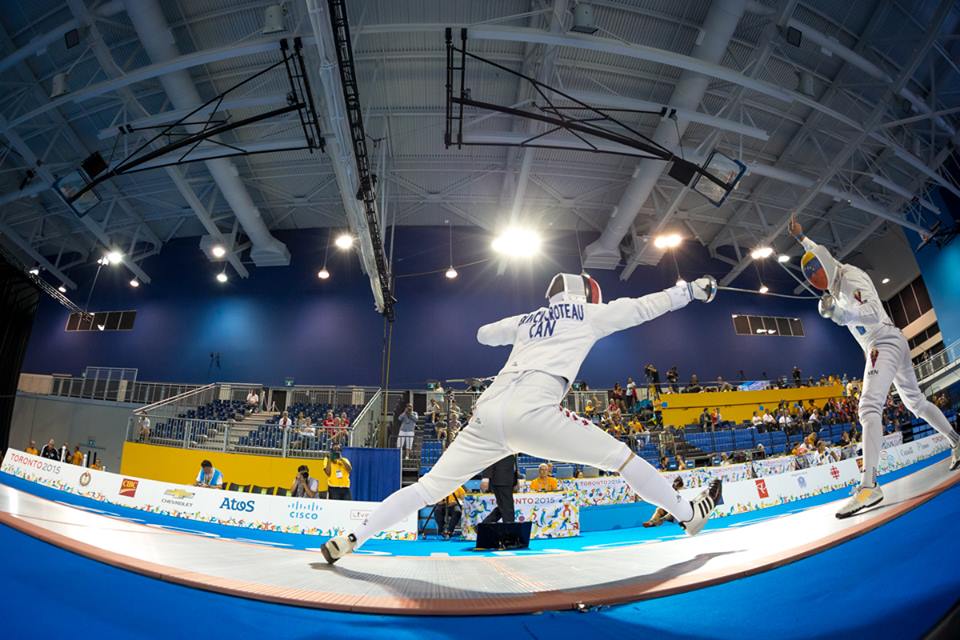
left=352, top=483, right=428, bottom=548
left=620, top=455, right=693, bottom=522
left=913, top=401, right=960, bottom=447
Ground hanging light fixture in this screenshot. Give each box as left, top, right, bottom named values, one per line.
left=319, top=230, right=332, bottom=280
left=445, top=221, right=458, bottom=279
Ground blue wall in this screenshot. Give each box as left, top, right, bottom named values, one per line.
left=22, top=227, right=865, bottom=387
left=912, top=188, right=960, bottom=347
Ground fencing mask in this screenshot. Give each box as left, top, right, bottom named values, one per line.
left=546, top=273, right=602, bottom=304
left=801, top=251, right=830, bottom=290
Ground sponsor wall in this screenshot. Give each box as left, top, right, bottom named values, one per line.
left=1, top=449, right=415, bottom=540
left=461, top=491, right=580, bottom=540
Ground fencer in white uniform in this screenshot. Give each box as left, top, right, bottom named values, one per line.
left=790, top=216, right=960, bottom=519
left=322, top=273, right=723, bottom=563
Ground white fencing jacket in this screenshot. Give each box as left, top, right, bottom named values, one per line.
left=800, top=236, right=897, bottom=351
left=477, top=284, right=693, bottom=385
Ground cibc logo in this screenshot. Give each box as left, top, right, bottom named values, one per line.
left=219, top=497, right=255, bottom=513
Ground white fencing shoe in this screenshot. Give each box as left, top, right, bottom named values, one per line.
left=950, top=441, right=960, bottom=471
left=680, top=479, right=722, bottom=536
left=835, top=485, right=884, bottom=519
left=321, top=533, right=357, bottom=564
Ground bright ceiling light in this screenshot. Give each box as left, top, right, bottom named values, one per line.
left=216, top=272, right=228, bottom=283
left=58, top=285, right=67, bottom=293
left=317, top=268, right=330, bottom=280
left=777, top=254, right=790, bottom=263
left=211, top=245, right=226, bottom=258
left=335, top=233, right=354, bottom=250
left=28, top=267, right=40, bottom=275
left=653, top=233, right=682, bottom=250
left=881, top=277, right=890, bottom=284
left=105, top=250, right=123, bottom=265
left=492, top=227, right=541, bottom=257
left=750, top=246, right=774, bottom=260
left=759, top=285, right=769, bottom=294
left=755, top=328, right=766, bottom=334
left=129, top=279, right=140, bottom=288
left=445, top=267, right=459, bottom=279
left=97, top=324, right=105, bottom=331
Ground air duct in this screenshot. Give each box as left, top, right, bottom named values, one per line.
left=582, top=0, right=747, bottom=269
left=122, top=0, right=290, bottom=267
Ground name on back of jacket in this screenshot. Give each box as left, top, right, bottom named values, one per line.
left=519, top=303, right=584, bottom=338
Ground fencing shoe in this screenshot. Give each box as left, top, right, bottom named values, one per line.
left=321, top=533, right=357, bottom=564
left=835, top=484, right=883, bottom=519
left=950, top=440, right=960, bottom=471
left=680, top=479, right=722, bottom=536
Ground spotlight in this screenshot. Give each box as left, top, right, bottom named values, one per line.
left=653, top=233, right=682, bottom=250
left=105, top=250, right=123, bottom=265
left=28, top=267, right=40, bottom=275
left=750, top=246, right=774, bottom=260
left=97, top=324, right=105, bottom=331
left=335, top=234, right=354, bottom=250
left=881, top=277, right=890, bottom=284
left=445, top=267, right=458, bottom=279
left=777, top=254, right=790, bottom=263
left=211, top=245, right=226, bottom=258
left=216, top=272, right=228, bottom=283
left=759, top=285, right=769, bottom=294
left=129, top=279, right=140, bottom=288
left=317, top=268, right=330, bottom=280
left=58, top=285, right=67, bottom=293
left=492, top=227, right=541, bottom=257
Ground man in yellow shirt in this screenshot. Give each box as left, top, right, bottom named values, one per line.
left=529, top=463, right=559, bottom=492
left=437, top=485, right=465, bottom=539
left=324, top=444, right=352, bottom=500
left=70, top=446, right=83, bottom=466
left=24, top=440, right=38, bottom=456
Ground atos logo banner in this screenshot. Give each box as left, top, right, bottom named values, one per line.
left=754, top=479, right=769, bottom=499
left=219, top=497, right=255, bottom=513
left=119, top=478, right=139, bottom=497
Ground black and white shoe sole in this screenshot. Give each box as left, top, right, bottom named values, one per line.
left=835, top=495, right=883, bottom=520
left=320, top=543, right=338, bottom=565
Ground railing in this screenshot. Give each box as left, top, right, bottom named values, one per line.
left=915, top=339, right=960, bottom=389
left=18, top=372, right=205, bottom=405
left=351, top=389, right=383, bottom=447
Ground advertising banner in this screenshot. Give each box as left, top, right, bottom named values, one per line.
left=461, top=491, right=579, bottom=540
left=0, top=450, right=416, bottom=540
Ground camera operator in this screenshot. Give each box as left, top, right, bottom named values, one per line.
left=324, top=444, right=353, bottom=500
left=291, top=464, right=320, bottom=499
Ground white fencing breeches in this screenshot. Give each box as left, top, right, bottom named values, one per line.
left=858, top=330, right=959, bottom=487
left=353, top=370, right=690, bottom=546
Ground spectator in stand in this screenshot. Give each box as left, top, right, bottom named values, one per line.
left=686, top=374, right=703, bottom=394
left=428, top=398, right=443, bottom=424
left=762, top=410, right=775, bottom=429
left=246, top=389, right=260, bottom=414
left=584, top=396, right=597, bottom=418
left=699, top=408, right=711, bottom=431
left=643, top=477, right=685, bottom=527
left=436, top=485, right=465, bottom=539
left=90, top=459, right=104, bottom=471
left=70, top=446, right=83, bottom=465
left=291, top=464, right=320, bottom=498
left=675, top=454, right=688, bottom=471
left=666, top=366, right=679, bottom=393
left=751, top=411, right=763, bottom=428
left=755, top=443, right=766, bottom=459
left=793, top=366, right=802, bottom=387
left=194, top=460, right=224, bottom=489
left=625, top=377, right=637, bottom=411
left=137, top=415, right=151, bottom=442
left=325, top=444, right=352, bottom=500
left=40, top=438, right=59, bottom=460
left=644, top=364, right=661, bottom=396
left=659, top=455, right=670, bottom=471
left=711, top=408, right=722, bottom=430
left=719, top=453, right=731, bottom=466
left=278, top=411, right=293, bottom=430
left=397, top=403, right=418, bottom=459
left=25, top=440, right=38, bottom=455
left=530, top=463, right=559, bottom=492
left=611, top=382, right=625, bottom=412
left=717, top=376, right=733, bottom=392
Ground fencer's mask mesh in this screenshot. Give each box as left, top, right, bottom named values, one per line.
left=546, top=273, right=602, bottom=304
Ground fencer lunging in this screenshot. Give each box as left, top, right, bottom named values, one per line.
left=322, top=273, right=723, bottom=564
left=789, top=215, right=960, bottom=519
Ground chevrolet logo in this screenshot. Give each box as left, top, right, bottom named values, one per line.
left=164, top=488, right=195, bottom=499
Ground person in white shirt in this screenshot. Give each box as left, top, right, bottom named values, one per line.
left=323, top=272, right=723, bottom=563
left=246, top=390, right=259, bottom=414
left=750, top=412, right=763, bottom=427
left=762, top=411, right=775, bottom=426
left=397, top=404, right=418, bottom=458
left=278, top=411, right=292, bottom=430
left=790, top=215, right=960, bottom=518
left=137, top=415, right=151, bottom=442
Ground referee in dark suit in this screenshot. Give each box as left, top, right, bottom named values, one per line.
left=481, top=454, right=520, bottom=524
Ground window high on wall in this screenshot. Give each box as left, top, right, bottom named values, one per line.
left=65, top=310, right=136, bottom=332
left=883, top=276, right=933, bottom=330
